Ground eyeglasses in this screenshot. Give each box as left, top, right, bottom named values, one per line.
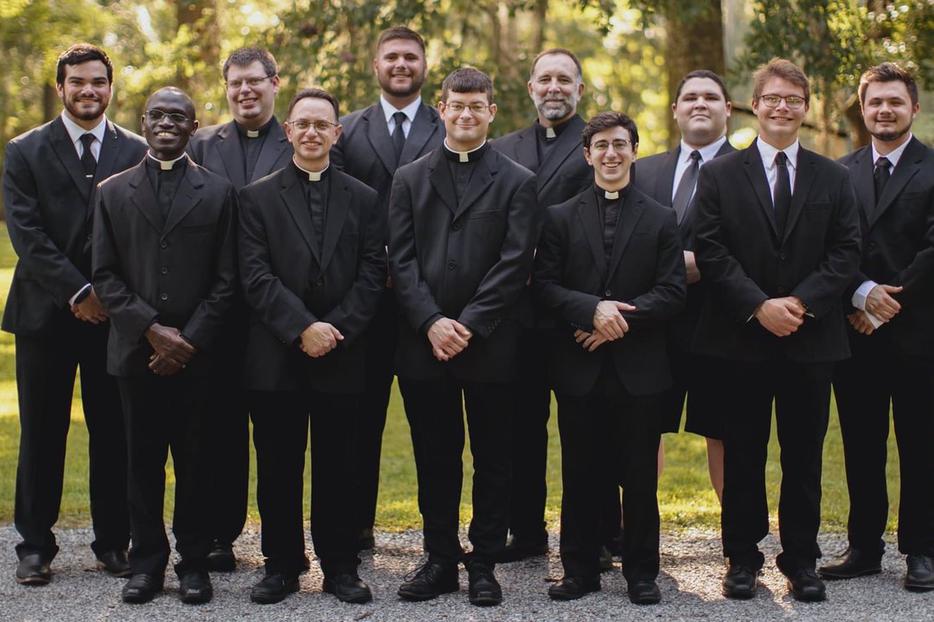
left=145, top=109, right=190, bottom=124
left=444, top=102, right=490, bottom=115
left=226, top=75, right=274, bottom=90
left=287, top=119, right=339, bottom=133
left=758, top=94, right=806, bottom=110
left=589, top=139, right=631, bottom=153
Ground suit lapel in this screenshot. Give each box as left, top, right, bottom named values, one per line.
left=538, top=116, right=585, bottom=198
left=653, top=147, right=680, bottom=207
left=742, top=142, right=780, bottom=241
left=781, top=147, right=817, bottom=243
left=872, top=137, right=924, bottom=227
left=251, top=118, right=289, bottom=182
left=92, top=121, right=122, bottom=187
left=399, top=103, right=440, bottom=165
left=849, top=147, right=876, bottom=225
left=511, top=126, right=539, bottom=172
left=364, top=105, right=398, bottom=175
left=49, top=118, right=91, bottom=204
left=280, top=168, right=320, bottom=263
left=213, top=122, right=247, bottom=189
left=605, top=191, right=645, bottom=283
left=319, top=171, right=349, bottom=273
left=576, top=191, right=606, bottom=277
left=163, top=158, right=204, bottom=235
left=128, top=163, right=165, bottom=232
left=428, top=150, right=457, bottom=214
left=453, top=152, right=495, bottom=221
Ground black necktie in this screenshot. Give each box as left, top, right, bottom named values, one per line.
left=392, top=111, right=407, bottom=162
left=672, top=150, right=701, bottom=223
left=80, top=133, right=97, bottom=179
left=874, top=156, right=891, bottom=209
left=773, top=151, right=791, bottom=236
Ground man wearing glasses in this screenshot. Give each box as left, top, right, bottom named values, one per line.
left=238, top=88, right=385, bottom=605
left=692, top=58, right=860, bottom=602
left=187, top=47, right=292, bottom=571
left=93, top=87, right=237, bottom=604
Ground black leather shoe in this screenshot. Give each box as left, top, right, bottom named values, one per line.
left=548, top=575, right=600, bottom=600
left=787, top=568, right=826, bottom=602
left=628, top=579, right=662, bottom=605
left=122, top=573, right=163, bottom=604
left=251, top=573, right=300, bottom=604
left=96, top=550, right=131, bottom=578
left=495, top=538, right=549, bottom=563
left=398, top=561, right=459, bottom=601
left=722, top=564, right=758, bottom=599
left=819, top=547, right=881, bottom=580
left=178, top=569, right=213, bottom=604
left=206, top=541, right=236, bottom=572
left=467, top=563, right=502, bottom=607
left=15, top=554, right=51, bottom=586
left=357, top=528, right=376, bottom=551
left=599, top=546, right=615, bottom=572
left=905, top=555, right=934, bottom=592
left=323, top=573, right=372, bottom=604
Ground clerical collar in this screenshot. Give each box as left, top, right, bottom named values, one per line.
left=536, top=116, right=573, bottom=141
left=442, top=140, right=490, bottom=163
left=236, top=116, right=276, bottom=139
left=595, top=183, right=629, bottom=201
left=146, top=152, right=187, bottom=171
left=293, top=159, right=329, bottom=182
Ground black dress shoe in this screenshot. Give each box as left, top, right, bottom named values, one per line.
left=627, top=579, right=662, bottom=605
left=787, top=568, right=826, bottom=602
left=818, top=547, right=881, bottom=580
left=323, top=573, right=372, bottom=604
left=467, top=563, right=502, bottom=607
left=96, top=550, right=131, bottom=578
left=722, top=564, right=758, bottom=599
left=206, top=541, right=236, bottom=572
left=495, top=538, right=549, bottom=563
left=122, top=573, right=163, bottom=604
left=15, top=554, right=51, bottom=586
left=357, top=528, right=376, bottom=551
left=178, top=569, right=213, bottom=604
left=905, top=554, right=934, bottom=592
left=251, top=573, right=300, bottom=604
left=548, top=575, right=600, bottom=600
left=398, top=561, right=459, bottom=601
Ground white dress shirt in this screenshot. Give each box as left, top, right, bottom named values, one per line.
left=670, top=135, right=728, bottom=203
left=380, top=95, right=422, bottom=139
left=756, top=137, right=799, bottom=203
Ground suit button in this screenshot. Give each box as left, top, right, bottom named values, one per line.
left=86, top=234, right=92, bottom=242
left=452, top=221, right=462, bottom=231
left=160, top=241, right=168, bottom=249
left=779, top=252, right=786, bottom=261
left=447, top=261, right=456, bottom=271
left=160, top=293, right=168, bottom=301
left=160, top=266, right=168, bottom=275
left=315, top=278, right=324, bottom=287
left=604, top=289, right=612, bottom=297
left=868, top=242, right=876, bottom=251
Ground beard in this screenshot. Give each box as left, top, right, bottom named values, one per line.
left=380, top=70, right=426, bottom=99
left=871, top=124, right=911, bottom=143
left=63, top=95, right=106, bottom=121
left=533, top=93, right=577, bottom=122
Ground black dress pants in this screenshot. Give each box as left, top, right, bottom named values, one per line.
left=251, top=389, right=361, bottom=577
left=556, top=367, right=660, bottom=581
left=399, top=374, right=512, bottom=566
left=14, top=314, right=128, bottom=561
left=118, top=374, right=211, bottom=577
left=833, top=331, right=934, bottom=557
left=720, top=358, right=832, bottom=574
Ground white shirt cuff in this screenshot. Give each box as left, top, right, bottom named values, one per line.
left=69, top=283, right=92, bottom=307
left=851, top=280, right=878, bottom=310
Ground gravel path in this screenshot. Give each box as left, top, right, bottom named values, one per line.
left=1, top=525, right=932, bottom=621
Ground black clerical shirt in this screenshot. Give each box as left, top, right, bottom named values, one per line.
left=292, top=161, right=330, bottom=257
left=594, top=184, right=630, bottom=262
left=534, top=116, right=572, bottom=171
left=442, top=141, right=491, bottom=205
left=236, top=116, right=277, bottom=182
left=145, top=154, right=188, bottom=218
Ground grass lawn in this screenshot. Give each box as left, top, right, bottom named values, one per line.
left=0, top=223, right=901, bottom=534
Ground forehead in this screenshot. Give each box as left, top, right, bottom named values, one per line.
left=864, top=80, right=911, bottom=100
left=761, top=76, right=805, bottom=97
left=591, top=125, right=631, bottom=144
left=227, top=60, right=269, bottom=79
left=377, top=38, right=424, bottom=59
left=147, top=91, right=191, bottom=113
left=678, top=77, right=723, bottom=99
left=532, top=54, right=578, bottom=79
left=290, top=96, right=336, bottom=121
left=446, top=90, right=490, bottom=104
left=63, top=60, right=109, bottom=82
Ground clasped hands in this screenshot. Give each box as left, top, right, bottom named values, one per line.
left=71, top=288, right=108, bottom=324
left=574, top=300, right=637, bottom=352
left=754, top=296, right=807, bottom=337
left=146, top=323, right=196, bottom=376
left=848, top=283, right=903, bottom=336
left=427, top=317, right=472, bottom=361
left=300, top=322, right=344, bottom=358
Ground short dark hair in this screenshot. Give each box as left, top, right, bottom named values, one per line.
left=287, top=87, right=340, bottom=121
left=752, top=57, right=810, bottom=105
left=56, top=43, right=113, bottom=86
left=223, top=47, right=278, bottom=80
left=674, top=69, right=730, bottom=102
left=529, top=48, right=583, bottom=81
left=376, top=26, right=426, bottom=56
left=440, top=67, right=493, bottom=102
left=582, top=111, right=639, bottom=149
left=858, top=62, right=919, bottom=107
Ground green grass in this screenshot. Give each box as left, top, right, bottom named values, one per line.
left=0, top=222, right=901, bottom=534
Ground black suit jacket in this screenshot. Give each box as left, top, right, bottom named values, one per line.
left=92, top=158, right=238, bottom=377
left=186, top=118, right=292, bottom=190
left=238, top=165, right=386, bottom=393
left=633, top=140, right=735, bottom=349
left=839, top=137, right=934, bottom=359
left=533, top=187, right=686, bottom=397
left=388, top=147, right=539, bottom=382
left=490, top=115, right=591, bottom=206
left=693, top=140, right=861, bottom=363
left=2, top=117, right=147, bottom=334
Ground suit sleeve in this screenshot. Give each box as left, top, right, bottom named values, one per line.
left=694, top=164, right=770, bottom=322
left=180, top=185, right=238, bottom=350
left=626, top=208, right=687, bottom=325
left=321, top=188, right=387, bottom=342
left=330, top=133, right=347, bottom=171
left=3, top=140, right=88, bottom=305
left=238, top=185, right=317, bottom=344
left=457, top=173, right=541, bottom=337
left=91, top=188, right=159, bottom=342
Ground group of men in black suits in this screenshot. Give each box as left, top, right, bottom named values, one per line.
left=4, top=28, right=933, bottom=610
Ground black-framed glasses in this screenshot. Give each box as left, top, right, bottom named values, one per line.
left=226, top=75, right=274, bottom=90
left=287, top=118, right=339, bottom=133
left=758, top=94, right=806, bottom=110
left=145, top=109, right=190, bottom=124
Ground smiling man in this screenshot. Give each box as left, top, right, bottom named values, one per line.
left=389, top=67, right=538, bottom=607
left=3, top=43, right=147, bottom=586
left=93, top=87, right=237, bottom=605
left=692, top=58, right=861, bottom=602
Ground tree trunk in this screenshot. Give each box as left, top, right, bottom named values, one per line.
left=175, top=0, right=219, bottom=93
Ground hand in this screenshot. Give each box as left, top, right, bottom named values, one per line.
left=574, top=329, right=609, bottom=352
left=592, top=300, right=636, bottom=341
left=754, top=297, right=805, bottom=337
left=148, top=353, right=184, bottom=376
left=145, top=323, right=196, bottom=367
left=427, top=317, right=472, bottom=361
left=72, top=288, right=108, bottom=324
left=684, top=251, right=701, bottom=285
left=847, top=311, right=876, bottom=336
left=866, top=284, right=903, bottom=321
left=299, top=322, right=344, bottom=358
